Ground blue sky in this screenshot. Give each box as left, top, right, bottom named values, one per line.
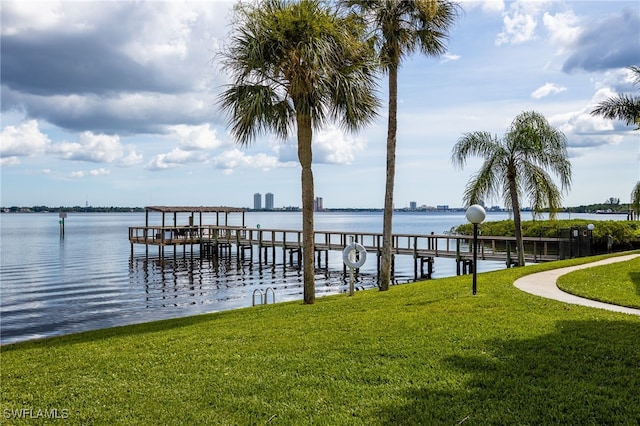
left=1, top=0, right=639, bottom=209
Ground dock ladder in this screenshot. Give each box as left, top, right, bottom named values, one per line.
left=252, top=287, right=276, bottom=306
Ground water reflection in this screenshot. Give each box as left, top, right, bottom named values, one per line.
left=128, top=248, right=378, bottom=312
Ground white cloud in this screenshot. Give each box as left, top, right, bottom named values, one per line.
left=531, top=82, right=567, bottom=99
left=590, top=87, right=619, bottom=105
left=213, top=149, right=291, bottom=174
left=495, top=1, right=548, bottom=45
left=441, top=53, right=461, bottom=63
left=119, top=148, right=144, bottom=167
left=313, top=125, right=366, bottom=165
left=1, top=1, right=63, bottom=35
left=543, top=10, right=581, bottom=54
left=170, top=124, right=226, bottom=151
left=0, top=157, right=21, bottom=167
left=119, top=2, right=232, bottom=66
left=50, top=132, right=124, bottom=163
left=89, top=168, right=110, bottom=176
left=496, top=12, right=536, bottom=45
left=549, top=90, right=626, bottom=150
left=146, top=148, right=209, bottom=171
left=0, top=120, right=51, bottom=162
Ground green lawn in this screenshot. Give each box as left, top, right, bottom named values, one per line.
left=2, top=253, right=639, bottom=425
left=557, top=255, right=640, bottom=309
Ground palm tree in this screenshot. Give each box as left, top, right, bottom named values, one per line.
left=451, top=111, right=572, bottom=267
left=218, top=0, right=379, bottom=304
left=591, top=65, right=640, bottom=129
left=591, top=65, right=640, bottom=218
left=632, top=182, right=640, bottom=219
left=342, top=0, right=460, bottom=291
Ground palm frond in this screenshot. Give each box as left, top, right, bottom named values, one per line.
left=462, top=155, right=503, bottom=206
left=521, top=163, right=563, bottom=219
left=451, top=131, right=501, bottom=168
left=218, top=84, right=294, bottom=145
left=591, top=94, right=640, bottom=127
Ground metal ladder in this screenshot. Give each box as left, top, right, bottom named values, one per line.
left=252, top=287, right=276, bottom=306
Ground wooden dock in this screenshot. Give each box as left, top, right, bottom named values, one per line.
left=129, top=222, right=566, bottom=281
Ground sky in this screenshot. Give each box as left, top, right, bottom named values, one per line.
left=1, top=0, right=639, bottom=210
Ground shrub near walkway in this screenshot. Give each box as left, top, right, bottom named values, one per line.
left=2, top=254, right=639, bottom=425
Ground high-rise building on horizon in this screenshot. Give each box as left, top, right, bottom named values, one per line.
left=265, top=192, right=274, bottom=210
left=409, top=201, right=417, bottom=211
left=314, top=196, right=323, bottom=212
left=253, top=193, right=262, bottom=210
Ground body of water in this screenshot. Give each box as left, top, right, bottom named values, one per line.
left=0, top=210, right=620, bottom=345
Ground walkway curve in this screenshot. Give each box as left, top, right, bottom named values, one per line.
left=514, top=254, right=640, bottom=316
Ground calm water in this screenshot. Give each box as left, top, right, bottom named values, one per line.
left=0, top=210, right=617, bottom=345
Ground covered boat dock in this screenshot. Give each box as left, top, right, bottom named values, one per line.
left=129, top=206, right=247, bottom=258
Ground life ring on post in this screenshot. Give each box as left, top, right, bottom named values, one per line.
left=342, top=242, right=367, bottom=268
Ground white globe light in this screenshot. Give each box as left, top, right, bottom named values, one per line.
left=587, top=223, right=594, bottom=231
left=466, top=204, right=486, bottom=224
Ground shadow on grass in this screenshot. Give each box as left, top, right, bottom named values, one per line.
left=631, top=271, right=640, bottom=297
left=379, top=320, right=640, bottom=425
left=0, top=308, right=245, bottom=352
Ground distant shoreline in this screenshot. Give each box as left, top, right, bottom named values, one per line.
left=1, top=206, right=634, bottom=215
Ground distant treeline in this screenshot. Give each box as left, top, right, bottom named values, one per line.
left=2, top=206, right=145, bottom=213
left=564, top=204, right=632, bottom=214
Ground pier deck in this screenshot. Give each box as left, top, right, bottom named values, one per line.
left=129, top=224, right=566, bottom=279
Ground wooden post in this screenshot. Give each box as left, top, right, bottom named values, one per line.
left=58, top=212, right=67, bottom=238
left=413, top=236, right=418, bottom=281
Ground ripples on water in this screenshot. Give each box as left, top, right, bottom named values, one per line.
left=2, top=213, right=391, bottom=345
left=2, top=244, right=383, bottom=345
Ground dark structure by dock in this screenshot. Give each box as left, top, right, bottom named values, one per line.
left=129, top=206, right=583, bottom=282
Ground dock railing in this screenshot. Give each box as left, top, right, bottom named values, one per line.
left=130, top=224, right=563, bottom=264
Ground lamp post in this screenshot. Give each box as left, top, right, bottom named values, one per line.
left=466, top=204, right=486, bottom=295
left=587, top=223, right=594, bottom=255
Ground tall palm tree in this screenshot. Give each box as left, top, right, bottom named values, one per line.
left=451, top=111, right=572, bottom=267
left=591, top=65, right=640, bottom=218
left=218, top=0, right=379, bottom=304
left=342, top=0, right=460, bottom=291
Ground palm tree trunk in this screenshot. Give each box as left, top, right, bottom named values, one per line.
left=380, top=63, right=398, bottom=291
left=508, top=173, right=525, bottom=266
left=297, top=113, right=316, bottom=304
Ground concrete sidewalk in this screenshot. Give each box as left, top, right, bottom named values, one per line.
left=514, top=254, right=640, bottom=316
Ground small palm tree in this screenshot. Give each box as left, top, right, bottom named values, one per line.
left=451, top=111, right=572, bottom=266
left=342, top=0, right=460, bottom=290
left=218, top=0, right=379, bottom=304
left=591, top=65, right=640, bottom=218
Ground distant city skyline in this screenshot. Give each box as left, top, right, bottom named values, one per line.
left=252, top=192, right=275, bottom=210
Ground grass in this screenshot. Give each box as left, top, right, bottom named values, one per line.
left=2, top=253, right=640, bottom=425
left=557, top=255, right=640, bottom=309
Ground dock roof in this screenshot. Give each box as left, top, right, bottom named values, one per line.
left=145, top=206, right=246, bottom=213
